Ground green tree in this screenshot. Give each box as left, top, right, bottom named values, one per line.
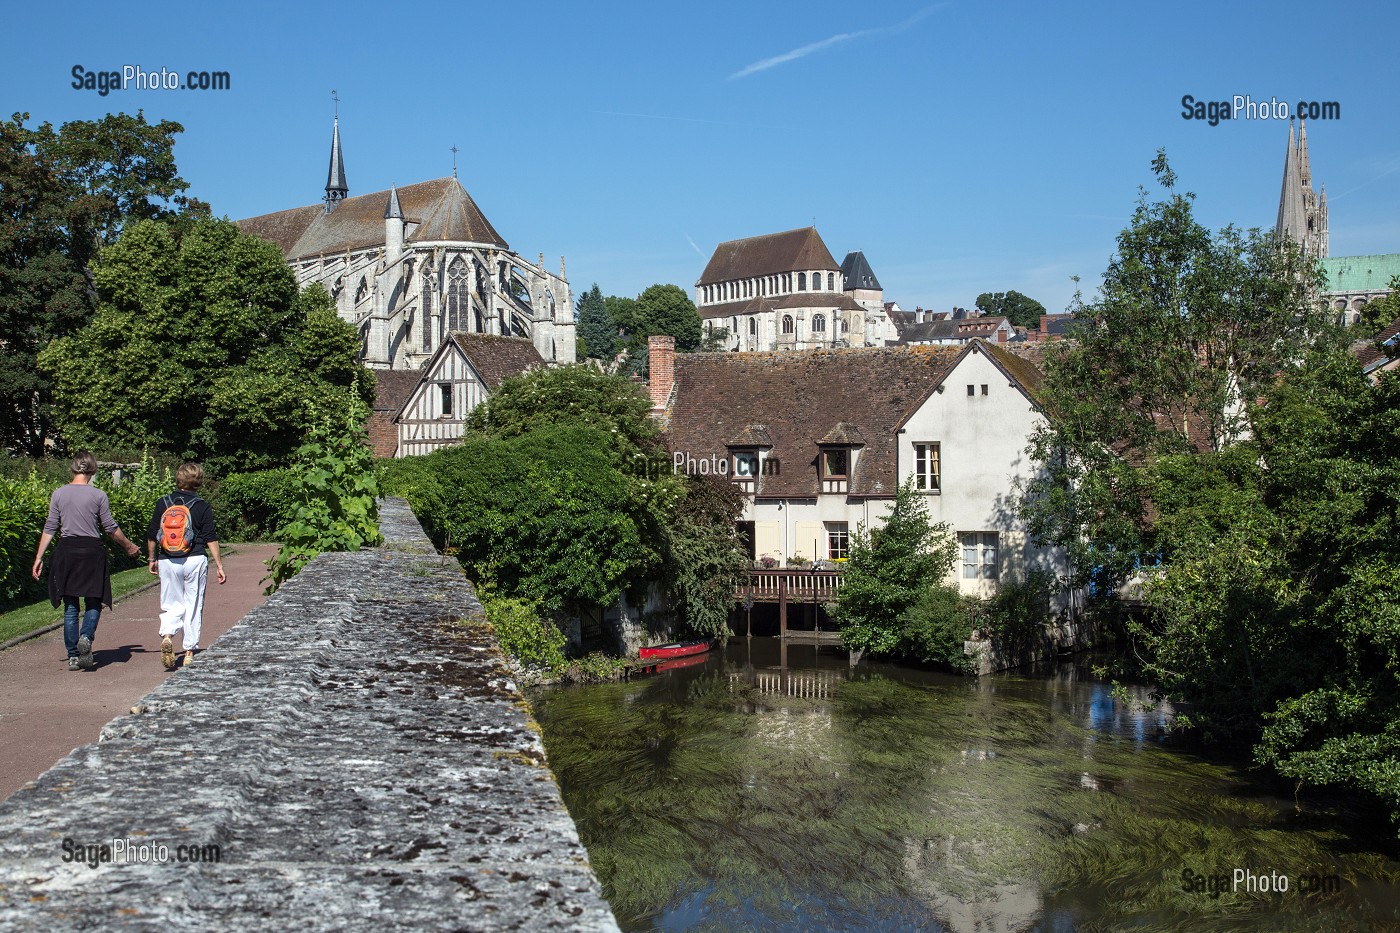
left=1355, top=275, right=1400, bottom=338
left=1020, top=152, right=1332, bottom=589
left=636, top=283, right=703, bottom=352
left=663, top=474, right=748, bottom=637
left=974, top=289, right=1046, bottom=329
left=40, top=217, right=372, bottom=472
left=0, top=111, right=203, bottom=456
left=465, top=363, right=669, bottom=479
left=835, top=479, right=968, bottom=666
left=575, top=284, right=616, bottom=360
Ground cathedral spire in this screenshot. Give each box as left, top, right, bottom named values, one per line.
left=1275, top=119, right=1326, bottom=258
left=384, top=183, right=403, bottom=220
left=324, top=100, right=349, bottom=213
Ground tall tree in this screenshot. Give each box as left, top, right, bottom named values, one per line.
left=0, top=111, right=202, bottom=456
left=974, top=289, right=1046, bottom=329
left=40, top=217, right=371, bottom=472
left=575, top=283, right=615, bottom=359
left=1020, top=152, right=1332, bottom=588
left=636, top=283, right=703, bottom=352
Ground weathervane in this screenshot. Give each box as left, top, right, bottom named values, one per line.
left=450, top=145, right=459, bottom=178
left=332, top=89, right=339, bottom=118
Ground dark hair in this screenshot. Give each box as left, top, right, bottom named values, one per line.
left=70, top=452, right=98, bottom=475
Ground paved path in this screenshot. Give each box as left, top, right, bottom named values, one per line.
left=0, top=543, right=279, bottom=802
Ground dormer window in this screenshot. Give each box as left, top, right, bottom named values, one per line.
left=733, top=450, right=759, bottom=480
left=820, top=447, right=848, bottom=494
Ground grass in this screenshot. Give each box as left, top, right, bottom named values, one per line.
left=0, top=566, right=158, bottom=646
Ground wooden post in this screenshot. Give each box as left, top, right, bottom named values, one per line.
left=778, top=575, right=788, bottom=639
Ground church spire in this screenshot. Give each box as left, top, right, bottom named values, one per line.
left=1275, top=119, right=1326, bottom=259
left=324, top=97, right=349, bottom=212
left=384, top=183, right=403, bottom=220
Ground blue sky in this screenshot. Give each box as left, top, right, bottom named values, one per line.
left=4, top=1, right=1398, bottom=315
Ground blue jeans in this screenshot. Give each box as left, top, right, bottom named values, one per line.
left=63, top=597, right=101, bottom=658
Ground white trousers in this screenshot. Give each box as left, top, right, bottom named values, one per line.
left=157, top=555, right=208, bottom=650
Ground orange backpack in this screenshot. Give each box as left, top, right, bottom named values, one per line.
left=158, top=496, right=196, bottom=556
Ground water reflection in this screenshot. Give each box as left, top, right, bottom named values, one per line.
left=527, top=639, right=1400, bottom=932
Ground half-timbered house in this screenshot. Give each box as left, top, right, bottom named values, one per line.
left=391, top=333, right=545, bottom=458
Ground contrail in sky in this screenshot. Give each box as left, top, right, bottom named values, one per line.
left=729, top=5, right=943, bottom=80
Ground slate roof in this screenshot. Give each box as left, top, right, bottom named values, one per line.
left=697, top=227, right=839, bottom=286
left=896, top=319, right=961, bottom=343
left=448, top=333, right=545, bottom=390
left=698, top=292, right=865, bottom=321
left=665, top=344, right=967, bottom=498
left=841, top=251, right=881, bottom=291
left=237, top=178, right=508, bottom=261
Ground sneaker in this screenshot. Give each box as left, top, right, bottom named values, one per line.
left=77, top=636, right=94, bottom=670
left=68, top=657, right=81, bottom=672
left=183, top=650, right=195, bottom=668
left=161, top=636, right=176, bottom=671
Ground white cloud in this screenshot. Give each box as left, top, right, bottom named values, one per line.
left=729, top=5, right=943, bottom=80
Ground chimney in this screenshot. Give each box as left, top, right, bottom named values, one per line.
left=648, top=335, right=675, bottom=411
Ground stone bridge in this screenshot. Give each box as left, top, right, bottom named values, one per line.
left=0, top=499, right=618, bottom=931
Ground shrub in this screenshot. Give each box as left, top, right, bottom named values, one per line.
left=210, top=469, right=298, bottom=542
left=0, top=472, right=53, bottom=608
left=981, top=570, right=1055, bottom=644
left=265, top=393, right=381, bottom=591
left=483, top=594, right=566, bottom=669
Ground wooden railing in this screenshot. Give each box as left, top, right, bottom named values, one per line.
left=737, top=569, right=842, bottom=604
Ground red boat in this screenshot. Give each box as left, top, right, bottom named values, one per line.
left=638, top=639, right=715, bottom=661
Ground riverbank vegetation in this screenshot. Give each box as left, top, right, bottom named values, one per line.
left=383, top=365, right=748, bottom=665
left=1022, top=153, right=1400, bottom=834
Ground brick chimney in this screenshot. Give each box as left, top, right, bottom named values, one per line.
left=648, top=335, right=675, bottom=411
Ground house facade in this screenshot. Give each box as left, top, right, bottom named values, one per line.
left=237, top=116, right=575, bottom=371
left=374, top=333, right=545, bottom=458
left=654, top=337, right=1070, bottom=602
left=694, top=227, right=896, bottom=351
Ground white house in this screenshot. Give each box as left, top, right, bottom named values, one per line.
left=654, top=336, right=1069, bottom=601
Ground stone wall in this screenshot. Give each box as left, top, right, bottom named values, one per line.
left=0, top=499, right=618, bottom=931
left=964, top=609, right=1104, bottom=677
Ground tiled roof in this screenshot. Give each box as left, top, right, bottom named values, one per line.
left=982, top=343, right=1047, bottom=407
left=1351, top=315, right=1400, bottom=372
left=237, top=178, right=507, bottom=261
left=665, top=344, right=967, bottom=498
left=697, top=227, right=839, bottom=286
left=698, top=292, right=864, bottom=321
left=896, top=319, right=961, bottom=343
left=449, top=333, right=545, bottom=390
left=372, top=369, right=424, bottom=415
left=728, top=424, right=774, bottom=447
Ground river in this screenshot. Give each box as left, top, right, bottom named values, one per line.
left=527, top=639, right=1400, bottom=932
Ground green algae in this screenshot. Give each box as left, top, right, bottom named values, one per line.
left=528, top=642, right=1400, bottom=932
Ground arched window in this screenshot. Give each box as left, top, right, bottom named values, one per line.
left=749, top=317, right=757, bottom=336
left=827, top=272, right=835, bottom=290
left=354, top=277, right=368, bottom=304
left=841, top=318, right=849, bottom=334
left=447, top=257, right=469, bottom=333
left=782, top=314, right=794, bottom=334
left=798, top=272, right=806, bottom=291
left=812, top=314, right=825, bottom=333
left=422, top=274, right=434, bottom=350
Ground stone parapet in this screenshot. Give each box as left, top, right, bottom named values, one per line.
left=0, top=498, right=618, bottom=931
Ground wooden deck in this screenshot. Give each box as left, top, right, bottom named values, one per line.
left=735, top=569, right=843, bottom=638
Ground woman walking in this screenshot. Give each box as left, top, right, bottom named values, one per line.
left=30, top=452, right=142, bottom=671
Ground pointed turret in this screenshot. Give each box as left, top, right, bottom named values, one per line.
left=1298, top=119, right=1312, bottom=187
left=384, top=184, right=404, bottom=262
left=324, top=117, right=348, bottom=212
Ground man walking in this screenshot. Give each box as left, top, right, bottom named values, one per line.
left=146, top=463, right=225, bottom=670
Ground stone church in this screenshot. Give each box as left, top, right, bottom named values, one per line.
left=237, top=117, right=575, bottom=370
left=1276, top=119, right=1399, bottom=323
left=694, top=227, right=896, bottom=351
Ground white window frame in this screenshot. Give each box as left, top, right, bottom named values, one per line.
left=914, top=442, right=941, bottom=493
left=961, top=531, right=999, bottom=580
